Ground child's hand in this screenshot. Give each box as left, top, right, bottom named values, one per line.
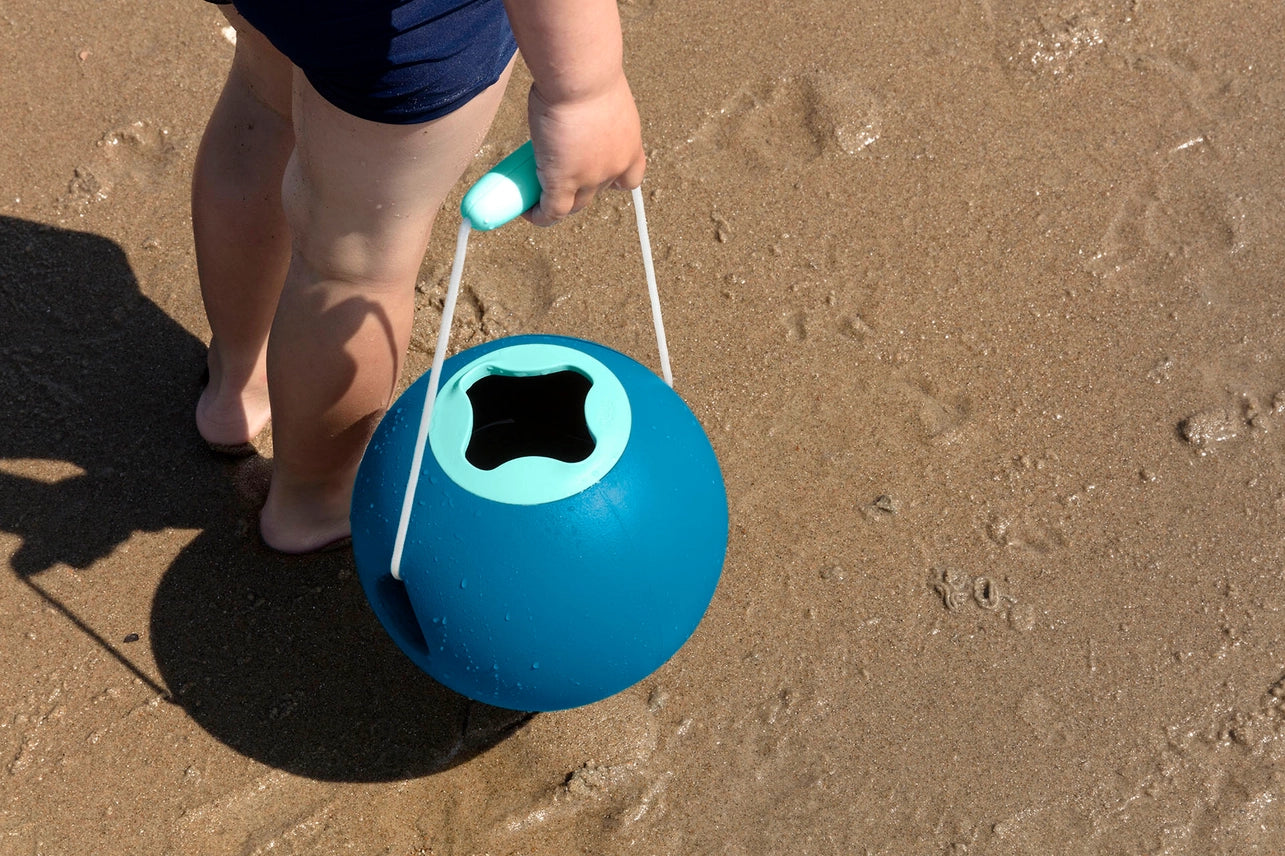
left=501, top=0, right=645, bottom=226
left=525, top=72, right=645, bottom=226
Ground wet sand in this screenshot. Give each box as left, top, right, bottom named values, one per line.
left=4, top=0, right=1285, bottom=853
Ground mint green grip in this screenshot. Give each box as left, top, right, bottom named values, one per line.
left=459, top=140, right=542, bottom=231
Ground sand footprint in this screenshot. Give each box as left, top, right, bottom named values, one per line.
left=983, top=3, right=1119, bottom=79
left=892, top=370, right=971, bottom=445
left=1085, top=173, right=1244, bottom=283
left=675, top=72, right=882, bottom=175
left=62, top=120, right=180, bottom=207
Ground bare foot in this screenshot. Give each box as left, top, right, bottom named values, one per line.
left=196, top=348, right=272, bottom=449
left=259, top=474, right=353, bottom=554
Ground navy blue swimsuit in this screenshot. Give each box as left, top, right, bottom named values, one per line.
left=210, top=0, right=516, bottom=124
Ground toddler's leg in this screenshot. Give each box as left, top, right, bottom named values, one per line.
left=260, top=63, right=513, bottom=553
left=192, top=10, right=294, bottom=449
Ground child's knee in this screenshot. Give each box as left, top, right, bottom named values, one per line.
left=280, top=153, right=428, bottom=288
left=279, top=154, right=345, bottom=280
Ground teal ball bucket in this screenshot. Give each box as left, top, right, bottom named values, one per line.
left=350, top=334, right=727, bottom=711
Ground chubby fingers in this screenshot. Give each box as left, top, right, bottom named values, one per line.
left=523, top=123, right=647, bottom=226
left=526, top=152, right=646, bottom=226
left=525, top=177, right=609, bottom=226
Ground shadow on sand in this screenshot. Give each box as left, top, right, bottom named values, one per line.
left=0, top=215, right=528, bottom=782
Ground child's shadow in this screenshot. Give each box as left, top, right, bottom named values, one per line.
left=0, top=215, right=528, bottom=782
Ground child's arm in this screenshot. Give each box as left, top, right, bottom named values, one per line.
left=501, top=0, right=647, bottom=226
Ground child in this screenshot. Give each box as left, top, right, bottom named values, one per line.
left=192, top=0, right=646, bottom=553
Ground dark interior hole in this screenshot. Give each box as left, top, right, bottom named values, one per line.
left=465, top=370, right=595, bottom=470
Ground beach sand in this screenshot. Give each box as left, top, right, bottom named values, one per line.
left=3, top=0, right=1285, bottom=853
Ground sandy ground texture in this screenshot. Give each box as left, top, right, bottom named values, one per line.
left=4, top=0, right=1285, bottom=853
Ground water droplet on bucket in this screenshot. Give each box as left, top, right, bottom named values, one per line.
left=460, top=578, right=468, bottom=589
left=531, top=662, right=540, bottom=670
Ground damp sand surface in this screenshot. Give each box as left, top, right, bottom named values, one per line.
left=4, top=1, right=1285, bottom=853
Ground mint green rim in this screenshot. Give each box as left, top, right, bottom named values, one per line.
left=427, top=343, right=631, bottom=505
